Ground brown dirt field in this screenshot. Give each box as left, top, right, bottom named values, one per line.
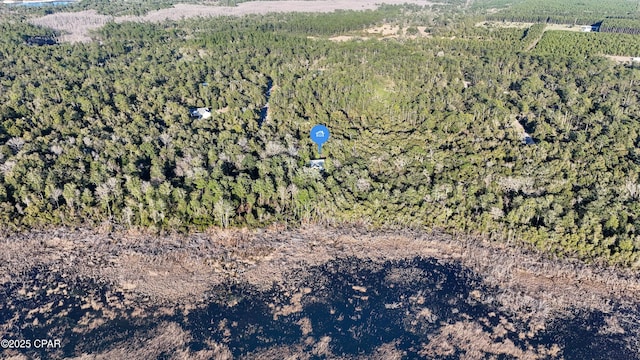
left=30, top=0, right=436, bottom=43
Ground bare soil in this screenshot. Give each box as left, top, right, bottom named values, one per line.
left=328, top=35, right=370, bottom=42
left=605, top=55, right=636, bottom=64
left=326, top=25, right=430, bottom=42
left=545, top=23, right=583, bottom=32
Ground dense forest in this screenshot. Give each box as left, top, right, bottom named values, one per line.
left=534, top=30, right=640, bottom=57
left=482, top=0, right=640, bottom=25
left=600, top=18, right=640, bottom=35
left=1, top=3, right=640, bottom=267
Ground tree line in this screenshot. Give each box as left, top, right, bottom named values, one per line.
left=533, top=30, right=640, bottom=57
left=484, top=0, right=640, bottom=26
left=600, top=18, right=640, bottom=35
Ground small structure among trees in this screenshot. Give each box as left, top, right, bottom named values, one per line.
left=522, top=134, right=535, bottom=145
left=190, top=107, right=212, bottom=119
left=309, top=159, right=325, bottom=170
left=581, top=25, right=599, bottom=32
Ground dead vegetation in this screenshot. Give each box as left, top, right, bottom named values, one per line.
left=420, top=321, right=560, bottom=359
left=29, top=10, right=113, bottom=43
left=239, top=338, right=409, bottom=360
left=1, top=226, right=639, bottom=358
left=1, top=226, right=639, bottom=319
left=70, top=322, right=231, bottom=360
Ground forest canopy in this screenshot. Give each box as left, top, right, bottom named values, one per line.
left=482, top=0, right=640, bottom=25
left=1, top=4, right=640, bottom=267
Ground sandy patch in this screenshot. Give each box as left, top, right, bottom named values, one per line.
left=366, top=24, right=402, bottom=36
left=327, top=24, right=430, bottom=41
left=365, top=24, right=430, bottom=38
left=30, top=0, right=436, bottom=43
left=605, top=55, right=636, bottom=64
left=328, top=35, right=369, bottom=42
left=545, top=23, right=583, bottom=32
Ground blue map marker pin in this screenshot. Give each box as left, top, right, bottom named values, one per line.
left=310, top=124, right=330, bottom=155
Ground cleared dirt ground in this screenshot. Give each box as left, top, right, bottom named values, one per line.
left=605, top=54, right=639, bottom=64
left=326, top=24, right=430, bottom=42
left=30, top=0, right=436, bottom=43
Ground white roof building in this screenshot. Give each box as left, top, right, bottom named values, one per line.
left=190, top=107, right=212, bottom=119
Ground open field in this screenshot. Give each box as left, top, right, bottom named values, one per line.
left=29, top=10, right=111, bottom=42
left=30, top=0, right=436, bottom=42
left=545, top=23, right=584, bottom=31
left=476, top=21, right=585, bottom=32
